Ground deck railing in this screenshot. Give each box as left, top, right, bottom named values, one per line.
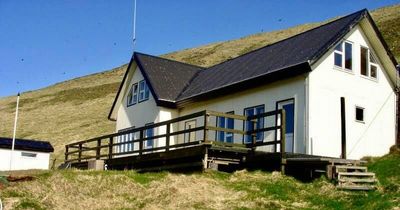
left=65, top=109, right=286, bottom=163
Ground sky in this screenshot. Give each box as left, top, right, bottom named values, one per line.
left=0, top=0, right=399, bottom=97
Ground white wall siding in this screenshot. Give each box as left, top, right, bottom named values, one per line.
left=179, top=76, right=307, bottom=153
left=308, top=26, right=396, bottom=159
left=0, top=149, right=51, bottom=171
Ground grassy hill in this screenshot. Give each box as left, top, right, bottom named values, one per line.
left=0, top=4, right=399, bottom=165
left=0, top=151, right=399, bottom=209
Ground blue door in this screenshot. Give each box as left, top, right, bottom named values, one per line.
left=279, top=101, right=295, bottom=152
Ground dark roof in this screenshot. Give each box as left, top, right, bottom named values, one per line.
left=0, top=137, right=54, bottom=153
left=177, top=9, right=367, bottom=100
left=134, top=53, right=203, bottom=104
left=110, top=9, right=397, bottom=115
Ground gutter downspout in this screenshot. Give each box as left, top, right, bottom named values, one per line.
left=304, top=73, right=310, bottom=154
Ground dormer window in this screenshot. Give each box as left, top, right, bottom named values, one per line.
left=334, top=41, right=353, bottom=71
left=361, top=46, right=378, bottom=79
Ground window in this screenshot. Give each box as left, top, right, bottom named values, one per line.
left=216, top=111, right=234, bottom=143
left=360, top=47, right=378, bottom=79
left=117, top=127, right=135, bottom=153
left=138, top=80, right=150, bottom=102
left=145, top=123, right=154, bottom=148
left=355, top=107, right=364, bottom=122
left=244, top=105, right=265, bottom=143
left=334, top=41, right=352, bottom=70
left=21, top=152, right=37, bottom=158
left=184, top=120, right=196, bottom=143
left=127, top=83, right=138, bottom=106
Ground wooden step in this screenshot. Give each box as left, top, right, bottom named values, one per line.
left=335, top=165, right=367, bottom=171
left=339, top=178, right=377, bottom=183
left=337, top=185, right=376, bottom=191
left=338, top=172, right=375, bottom=177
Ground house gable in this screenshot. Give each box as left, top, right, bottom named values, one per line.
left=307, top=22, right=396, bottom=159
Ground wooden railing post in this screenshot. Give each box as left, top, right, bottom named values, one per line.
left=203, top=112, right=208, bottom=143
left=281, top=109, right=286, bottom=155
left=252, top=119, right=257, bottom=146
left=108, top=137, right=113, bottom=160
left=96, top=139, right=101, bottom=159
left=139, top=129, right=144, bottom=156
left=78, top=143, right=82, bottom=162
left=280, top=109, right=286, bottom=175
left=166, top=123, right=170, bottom=152
left=65, top=145, right=69, bottom=162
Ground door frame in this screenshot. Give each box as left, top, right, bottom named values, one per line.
left=276, top=98, right=296, bottom=153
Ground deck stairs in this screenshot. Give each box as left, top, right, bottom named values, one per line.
left=334, top=165, right=377, bottom=190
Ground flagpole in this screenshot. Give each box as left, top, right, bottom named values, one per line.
left=9, top=92, right=20, bottom=171
left=133, top=0, right=137, bottom=47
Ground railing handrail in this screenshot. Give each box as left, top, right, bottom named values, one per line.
left=65, top=109, right=286, bottom=163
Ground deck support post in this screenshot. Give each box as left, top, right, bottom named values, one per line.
left=108, top=137, right=113, bottom=160
left=96, top=139, right=101, bottom=159
left=65, top=145, right=69, bottom=162
left=203, top=147, right=209, bottom=170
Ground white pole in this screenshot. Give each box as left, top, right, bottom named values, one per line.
left=9, top=92, right=20, bottom=171
left=133, top=0, right=137, bottom=47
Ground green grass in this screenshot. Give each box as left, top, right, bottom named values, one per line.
left=0, top=153, right=399, bottom=209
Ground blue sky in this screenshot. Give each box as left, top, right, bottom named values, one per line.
left=0, top=0, right=398, bottom=97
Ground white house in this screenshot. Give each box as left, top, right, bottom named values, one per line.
left=0, top=137, right=54, bottom=171
left=108, top=9, right=398, bottom=160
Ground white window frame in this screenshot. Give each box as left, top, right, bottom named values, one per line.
left=360, top=46, right=379, bottom=80
left=127, top=83, right=138, bottom=107
left=138, top=80, right=150, bottom=102
left=334, top=41, right=353, bottom=71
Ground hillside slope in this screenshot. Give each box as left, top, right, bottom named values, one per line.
left=0, top=152, right=399, bottom=209
left=0, top=4, right=398, bottom=164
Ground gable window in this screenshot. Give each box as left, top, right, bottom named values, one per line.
left=361, top=46, right=378, bottom=79
left=355, top=106, right=364, bottom=122
left=244, top=105, right=265, bottom=144
left=334, top=41, right=352, bottom=70
left=138, top=80, right=150, bottom=102
left=127, top=83, right=138, bottom=106
left=216, top=111, right=235, bottom=143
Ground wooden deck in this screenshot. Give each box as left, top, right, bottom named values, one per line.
left=64, top=109, right=361, bottom=179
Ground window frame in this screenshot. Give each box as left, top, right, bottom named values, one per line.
left=360, top=46, right=379, bottom=81
left=333, top=41, right=353, bottom=71
left=117, top=126, right=135, bottom=153
left=215, top=111, right=235, bottom=143
left=243, top=105, right=265, bottom=144
left=127, top=83, right=138, bottom=107
left=138, top=80, right=150, bottom=103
